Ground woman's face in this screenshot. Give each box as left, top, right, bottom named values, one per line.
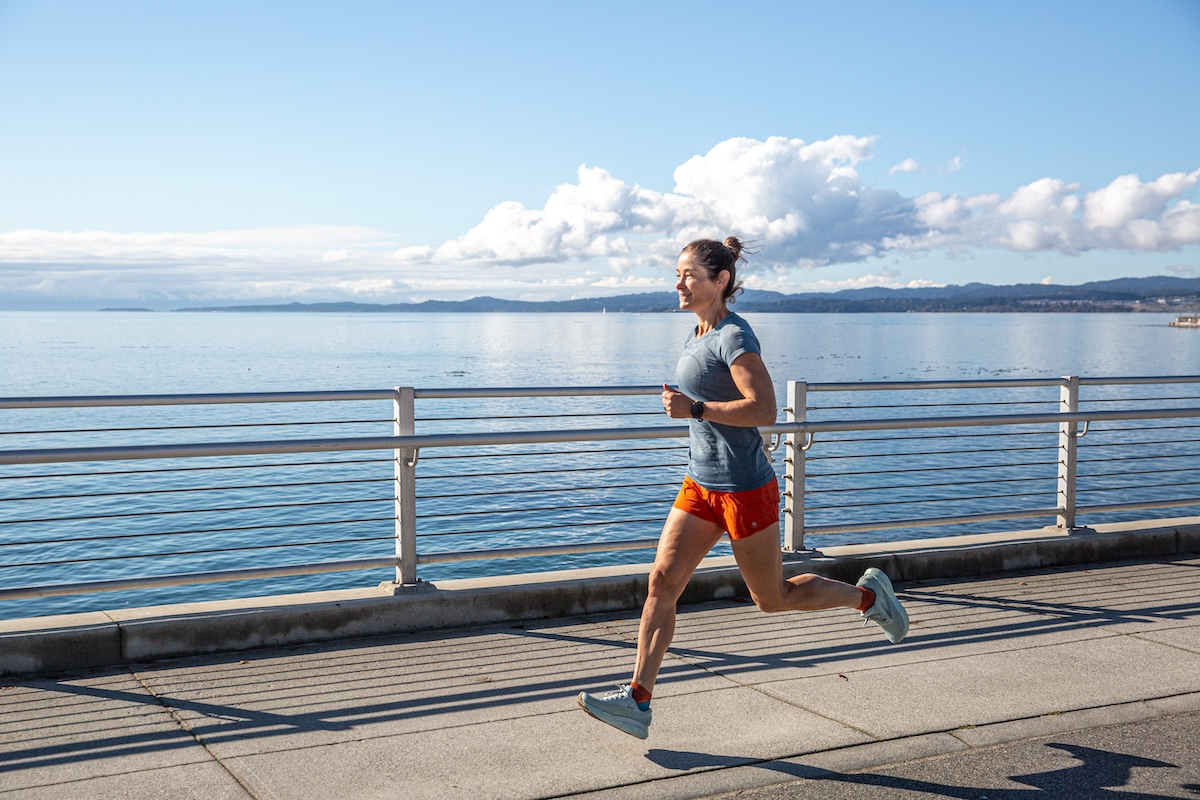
left=675, top=253, right=727, bottom=314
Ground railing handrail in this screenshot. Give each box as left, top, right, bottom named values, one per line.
left=807, top=375, right=1200, bottom=392
left=0, top=385, right=668, bottom=410
left=4, top=406, right=1200, bottom=466
left=4, top=374, right=1199, bottom=410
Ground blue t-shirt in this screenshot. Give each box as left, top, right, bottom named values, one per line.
left=675, top=313, right=777, bottom=492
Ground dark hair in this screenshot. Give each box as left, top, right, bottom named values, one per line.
left=681, top=236, right=748, bottom=303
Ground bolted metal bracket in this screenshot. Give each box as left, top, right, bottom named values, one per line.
left=378, top=578, right=438, bottom=595
left=781, top=547, right=824, bottom=562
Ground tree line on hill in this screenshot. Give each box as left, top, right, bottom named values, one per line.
left=173, top=275, right=1200, bottom=314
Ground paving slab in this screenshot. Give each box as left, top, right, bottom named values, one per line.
left=0, top=761, right=252, bottom=800
left=761, top=634, right=1200, bottom=739
left=223, top=686, right=873, bottom=800
left=0, top=670, right=221, bottom=794
left=1, top=554, right=1198, bottom=800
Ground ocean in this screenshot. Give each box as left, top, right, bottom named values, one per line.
left=1, top=310, right=1198, bottom=619
left=4, top=310, right=1198, bottom=395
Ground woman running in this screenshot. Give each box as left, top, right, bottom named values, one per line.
left=577, top=236, right=908, bottom=739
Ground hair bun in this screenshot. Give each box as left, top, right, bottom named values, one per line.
left=723, top=236, right=743, bottom=260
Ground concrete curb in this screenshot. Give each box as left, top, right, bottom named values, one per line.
left=2, top=518, right=1198, bottom=676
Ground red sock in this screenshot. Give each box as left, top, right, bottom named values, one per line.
left=630, top=682, right=652, bottom=709
left=856, top=587, right=876, bottom=612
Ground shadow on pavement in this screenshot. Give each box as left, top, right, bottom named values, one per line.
left=648, top=742, right=1187, bottom=798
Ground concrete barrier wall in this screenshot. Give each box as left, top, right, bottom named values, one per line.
left=3, top=518, right=1199, bottom=676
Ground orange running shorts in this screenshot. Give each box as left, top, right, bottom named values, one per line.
left=672, top=475, right=781, bottom=539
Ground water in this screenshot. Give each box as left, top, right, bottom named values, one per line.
left=4, top=311, right=1198, bottom=394
left=2, top=310, right=1198, bottom=619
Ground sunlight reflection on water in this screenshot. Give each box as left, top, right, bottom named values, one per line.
left=1, top=311, right=1196, bottom=617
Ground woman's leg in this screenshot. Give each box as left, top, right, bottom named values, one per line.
left=631, top=508, right=723, bottom=694
left=730, top=523, right=862, bottom=613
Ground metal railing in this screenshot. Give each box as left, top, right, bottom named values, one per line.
left=785, top=376, right=1200, bottom=547
left=1, top=376, right=1199, bottom=616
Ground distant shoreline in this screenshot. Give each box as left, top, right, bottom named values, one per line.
left=166, top=305, right=1184, bottom=314
left=69, top=274, right=1200, bottom=315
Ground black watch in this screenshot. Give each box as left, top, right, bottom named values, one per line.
left=690, top=401, right=705, bottom=420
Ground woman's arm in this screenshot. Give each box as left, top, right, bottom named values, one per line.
left=662, top=352, right=777, bottom=427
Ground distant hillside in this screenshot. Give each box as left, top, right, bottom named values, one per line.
left=176, top=275, right=1200, bottom=314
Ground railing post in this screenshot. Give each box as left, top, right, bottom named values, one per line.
left=1057, top=375, right=1079, bottom=530
left=393, top=386, right=419, bottom=585
left=783, top=380, right=806, bottom=552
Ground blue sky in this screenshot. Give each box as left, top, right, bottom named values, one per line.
left=1, top=0, right=1198, bottom=308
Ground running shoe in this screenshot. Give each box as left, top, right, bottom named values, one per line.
left=857, top=567, right=909, bottom=644
left=577, top=684, right=652, bottom=739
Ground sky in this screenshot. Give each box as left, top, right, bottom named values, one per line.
left=0, top=0, right=1198, bottom=309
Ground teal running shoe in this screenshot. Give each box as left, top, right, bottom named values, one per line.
left=577, top=684, right=652, bottom=739
left=857, top=567, right=909, bottom=644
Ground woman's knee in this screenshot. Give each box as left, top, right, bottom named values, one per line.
left=647, top=565, right=690, bottom=602
left=749, top=590, right=788, bottom=614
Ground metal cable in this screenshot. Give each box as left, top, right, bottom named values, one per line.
left=0, top=456, right=391, bottom=482
left=418, top=480, right=677, bottom=501
left=417, top=515, right=665, bottom=538
left=4, top=533, right=393, bottom=569
left=1079, top=464, right=1199, bottom=479
left=1080, top=452, right=1200, bottom=466
left=813, top=399, right=1057, bottom=411
left=1, top=476, right=390, bottom=503
left=806, top=461, right=1052, bottom=478
left=0, top=418, right=392, bottom=437
left=417, top=460, right=685, bottom=481
left=805, top=474, right=1049, bottom=494
left=1079, top=437, right=1200, bottom=450
left=0, top=515, right=394, bottom=549
left=417, top=497, right=667, bottom=521
left=1080, top=423, right=1200, bottom=434
left=418, top=443, right=682, bottom=461
left=1078, top=478, right=1200, bottom=494
left=814, top=429, right=1054, bottom=445
left=805, top=443, right=1057, bottom=461
left=1082, top=395, right=1200, bottom=404
left=417, top=443, right=686, bottom=462
left=807, top=488, right=1047, bottom=511
left=0, top=496, right=391, bottom=527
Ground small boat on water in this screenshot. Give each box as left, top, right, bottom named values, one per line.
left=1169, top=314, right=1200, bottom=328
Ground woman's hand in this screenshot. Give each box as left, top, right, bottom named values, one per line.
left=661, top=355, right=777, bottom=427
left=662, top=383, right=692, bottom=419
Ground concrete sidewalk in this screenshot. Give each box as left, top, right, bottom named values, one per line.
left=2, top=554, right=1199, bottom=799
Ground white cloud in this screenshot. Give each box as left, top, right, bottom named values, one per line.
left=410, top=135, right=919, bottom=279
left=890, top=158, right=920, bottom=174
left=2, top=137, right=1198, bottom=306
left=429, top=165, right=665, bottom=266
left=591, top=275, right=669, bottom=290
left=666, top=135, right=919, bottom=266
left=0, top=226, right=410, bottom=303
left=891, top=168, right=1200, bottom=256
left=741, top=267, right=945, bottom=295
left=0, top=226, right=394, bottom=264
